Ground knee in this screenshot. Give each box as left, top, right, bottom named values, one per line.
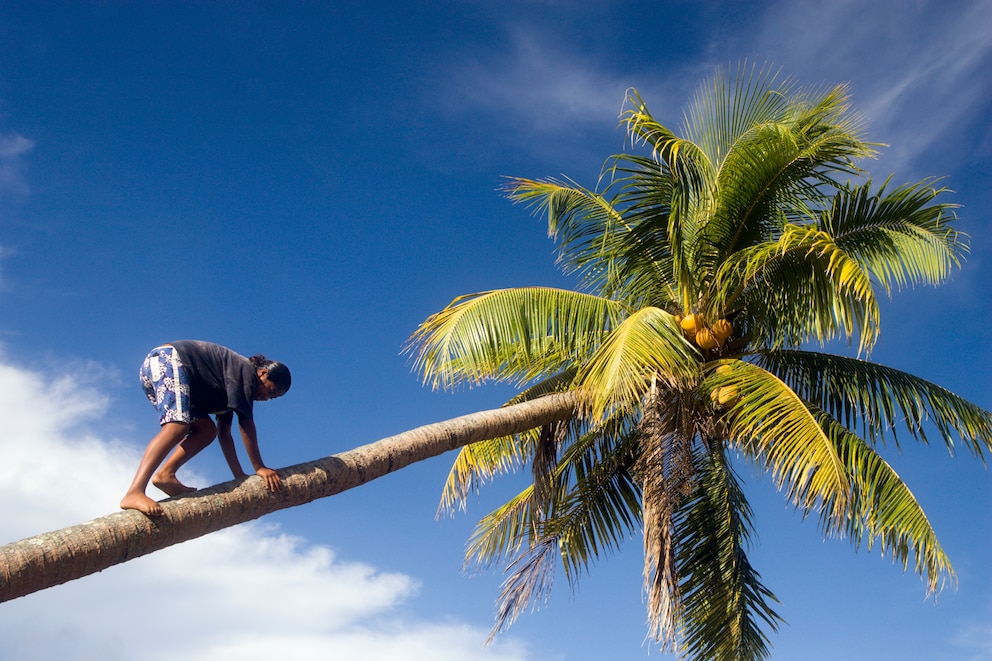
left=191, top=417, right=217, bottom=442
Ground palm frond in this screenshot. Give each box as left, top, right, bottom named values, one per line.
left=687, top=64, right=873, bottom=288
left=465, top=411, right=640, bottom=572
left=637, top=386, right=704, bottom=650
left=684, top=61, right=792, bottom=167
left=487, top=538, right=560, bottom=644
left=437, top=371, right=580, bottom=516
left=816, top=411, right=954, bottom=593
left=532, top=421, right=565, bottom=515
left=504, top=177, right=636, bottom=290
left=476, top=419, right=642, bottom=640
left=487, top=431, right=642, bottom=643
left=622, top=88, right=714, bottom=192
left=677, top=450, right=782, bottom=661
left=590, top=157, right=683, bottom=304
left=716, top=223, right=881, bottom=351
left=438, top=430, right=537, bottom=516
left=824, top=178, right=965, bottom=295
left=754, top=350, right=992, bottom=457
left=705, top=112, right=870, bottom=256
left=407, top=287, right=626, bottom=389
left=577, top=306, right=699, bottom=419
left=717, top=361, right=850, bottom=518
left=621, top=92, right=715, bottom=308
left=555, top=422, right=641, bottom=583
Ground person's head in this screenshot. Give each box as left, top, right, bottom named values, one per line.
left=250, top=354, right=292, bottom=401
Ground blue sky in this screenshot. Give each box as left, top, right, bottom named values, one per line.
left=1, top=1, right=990, bottom=659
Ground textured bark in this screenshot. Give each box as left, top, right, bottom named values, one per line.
left=0, top=392, right=577, bottom=603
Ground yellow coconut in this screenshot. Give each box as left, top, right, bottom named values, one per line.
left=695, top=327, right=718, bottom=350
left=680, top=313, right=702, bottom=335
left=716, top=385, right=740, bottom=408
left=715, top=364, right=732, bottom=376
left=712, top=318, right=733, bottom=341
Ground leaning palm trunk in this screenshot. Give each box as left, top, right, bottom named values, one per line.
left=0, top=392, right=577, bottom=603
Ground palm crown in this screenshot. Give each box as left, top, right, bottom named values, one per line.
left=407, top=64, right=992, bottom=660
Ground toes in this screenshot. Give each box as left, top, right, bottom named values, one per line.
left=121, top=494, right=166, bottom=517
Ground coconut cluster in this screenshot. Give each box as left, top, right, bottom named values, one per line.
left=710, top=364, right=739, bottom=409
left=676, top=313, right=733, bottom=350
left=675, top=314, right=740, bottom=410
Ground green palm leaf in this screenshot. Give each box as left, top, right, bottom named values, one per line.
left=754, top=350, right=992, bottom=456
left=408, top=287, right=626, bottom=389
left=716, top=223, right=880, bottom=350
left=605, top=156, right=686, bottom=305
left=504, top=177, right=637, bottom=291
left=824, top=178, right=964, bottom=294
left=623, top=88, right=714, bottom=193
left=621, top=91, right=713, bottom=305
left=677, top=451, right=781, bottom=661
left=717, top=361, right=850, bottom=518
left=816, top=411, right=954, bottom=593
left=438, top=371, right=580, bottom=515
left=470, top=418, right=642, bottom=640
left=577, top=306, right=699, bottom=419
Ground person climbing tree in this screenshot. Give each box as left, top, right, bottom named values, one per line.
left=120, top=340, right=291, bottom=516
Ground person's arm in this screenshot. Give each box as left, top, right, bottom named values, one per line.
left=216, top=411, right=248, bottom=479
left=236, top=413, right=283, bottom=491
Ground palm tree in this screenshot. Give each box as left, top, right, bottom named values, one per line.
left=407, top=64, right=992, bottom=660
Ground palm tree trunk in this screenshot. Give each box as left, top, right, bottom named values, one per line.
left=0, top=392, right=577, bottom=603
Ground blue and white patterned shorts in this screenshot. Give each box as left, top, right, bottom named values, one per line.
left=140, top=345, right=194, bottom=426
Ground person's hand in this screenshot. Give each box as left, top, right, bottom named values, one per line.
left=256, top=466, right=283, bottom=492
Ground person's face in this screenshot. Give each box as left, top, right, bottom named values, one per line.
left=255, top=369, right=286, bottom=401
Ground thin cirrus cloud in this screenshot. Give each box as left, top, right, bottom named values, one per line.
left=0, top=129, right=34, bottom=290
left=0, top=356, right=535, bottom=661
left=436, top=1, right=992, bottom=177
left=439, top=27, right=634, bottom=133
left=741, top=0, right=992, bottom=174
left=0, top=132, right=34, bottom=197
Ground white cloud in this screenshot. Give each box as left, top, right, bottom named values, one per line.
left=0, top=356, right=534, bottom=661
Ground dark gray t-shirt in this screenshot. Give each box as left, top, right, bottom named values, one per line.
left=170, top=340, right=258, bottom=419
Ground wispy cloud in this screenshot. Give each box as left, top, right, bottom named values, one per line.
left=0, top=132, right=34, bottom=197
left=440, top=26, right=627, bottom=134
left=731, top=0, right=992, bottom=174
left=430, top=23, right=702, bottom=169
left=438, top=0, right=992, bottom=176
left=950, top=618, right=992, bottom=661
left=0, top=356, right=535, bottom=661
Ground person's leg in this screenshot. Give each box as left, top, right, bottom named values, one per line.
left=120, top=421, right=191, bottom=516
left=152, top=417, right=217, bottom=496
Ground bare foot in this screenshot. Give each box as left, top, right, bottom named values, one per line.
left=120, top=492, right=165, bottom=517
left=152, top=472, right=198, bottom=497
